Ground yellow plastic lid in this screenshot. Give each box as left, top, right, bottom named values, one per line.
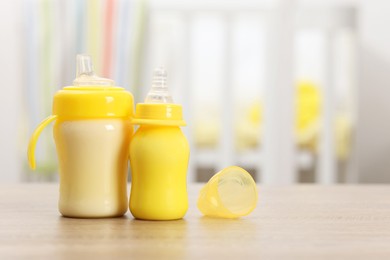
left=197, top=166, right=258, bottom=219
left=53, top=86, right=134, bottom=119
left=131, top=103, right=186, bottom=126
left=132, top=68, right=185, bottom=126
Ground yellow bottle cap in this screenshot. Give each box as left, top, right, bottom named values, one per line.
left=53, top=86, right=134, bottom=119
left=131, top=68, right=185, bottom=126
left=131, top=103, right=185, bottom=126
left=197, top=166, right=258, bottom=219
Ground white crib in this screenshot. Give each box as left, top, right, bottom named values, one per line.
left=140, top=0, right=357, bottom=184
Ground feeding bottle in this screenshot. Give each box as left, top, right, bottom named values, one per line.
left=27, top=55, right=134, bottom=218
left=129, top=68, right=190, bottom=220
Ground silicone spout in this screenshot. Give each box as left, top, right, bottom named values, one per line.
left=144, top=67, right=173, bottom=103
left=73, top=54, right=114, bottom=86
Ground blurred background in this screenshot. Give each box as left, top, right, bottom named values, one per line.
left=1, top=0, right=389, bottom=184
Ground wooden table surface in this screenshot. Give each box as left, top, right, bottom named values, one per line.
left=1, top=184, right=390, bottom=259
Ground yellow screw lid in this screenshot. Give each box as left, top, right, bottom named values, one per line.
left=53, top=54, right=134, bottom=119
left=53, top=86, right=134, bottom=119
left=131, top=103, right=185, bottom=126
left=132, top=68, right=185, bottom=126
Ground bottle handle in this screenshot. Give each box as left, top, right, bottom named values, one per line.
left=27, top=115, right=58, bottom=170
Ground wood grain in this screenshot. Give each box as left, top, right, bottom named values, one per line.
left=1, top=184, right=390, bottom=259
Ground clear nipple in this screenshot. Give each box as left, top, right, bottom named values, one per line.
left=73, top=54, right=114, bottom=86
left=144, top=67, right=173, bottom=103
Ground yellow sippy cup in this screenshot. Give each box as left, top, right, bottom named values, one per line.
left=27, top=54, right=134, bottom=218
left=129, top=68, right=190, bottom=220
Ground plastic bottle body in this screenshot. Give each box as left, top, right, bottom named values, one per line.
left=54, top=118, right=132, bottom=218
left=129, top=125, right=189, bottom=220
